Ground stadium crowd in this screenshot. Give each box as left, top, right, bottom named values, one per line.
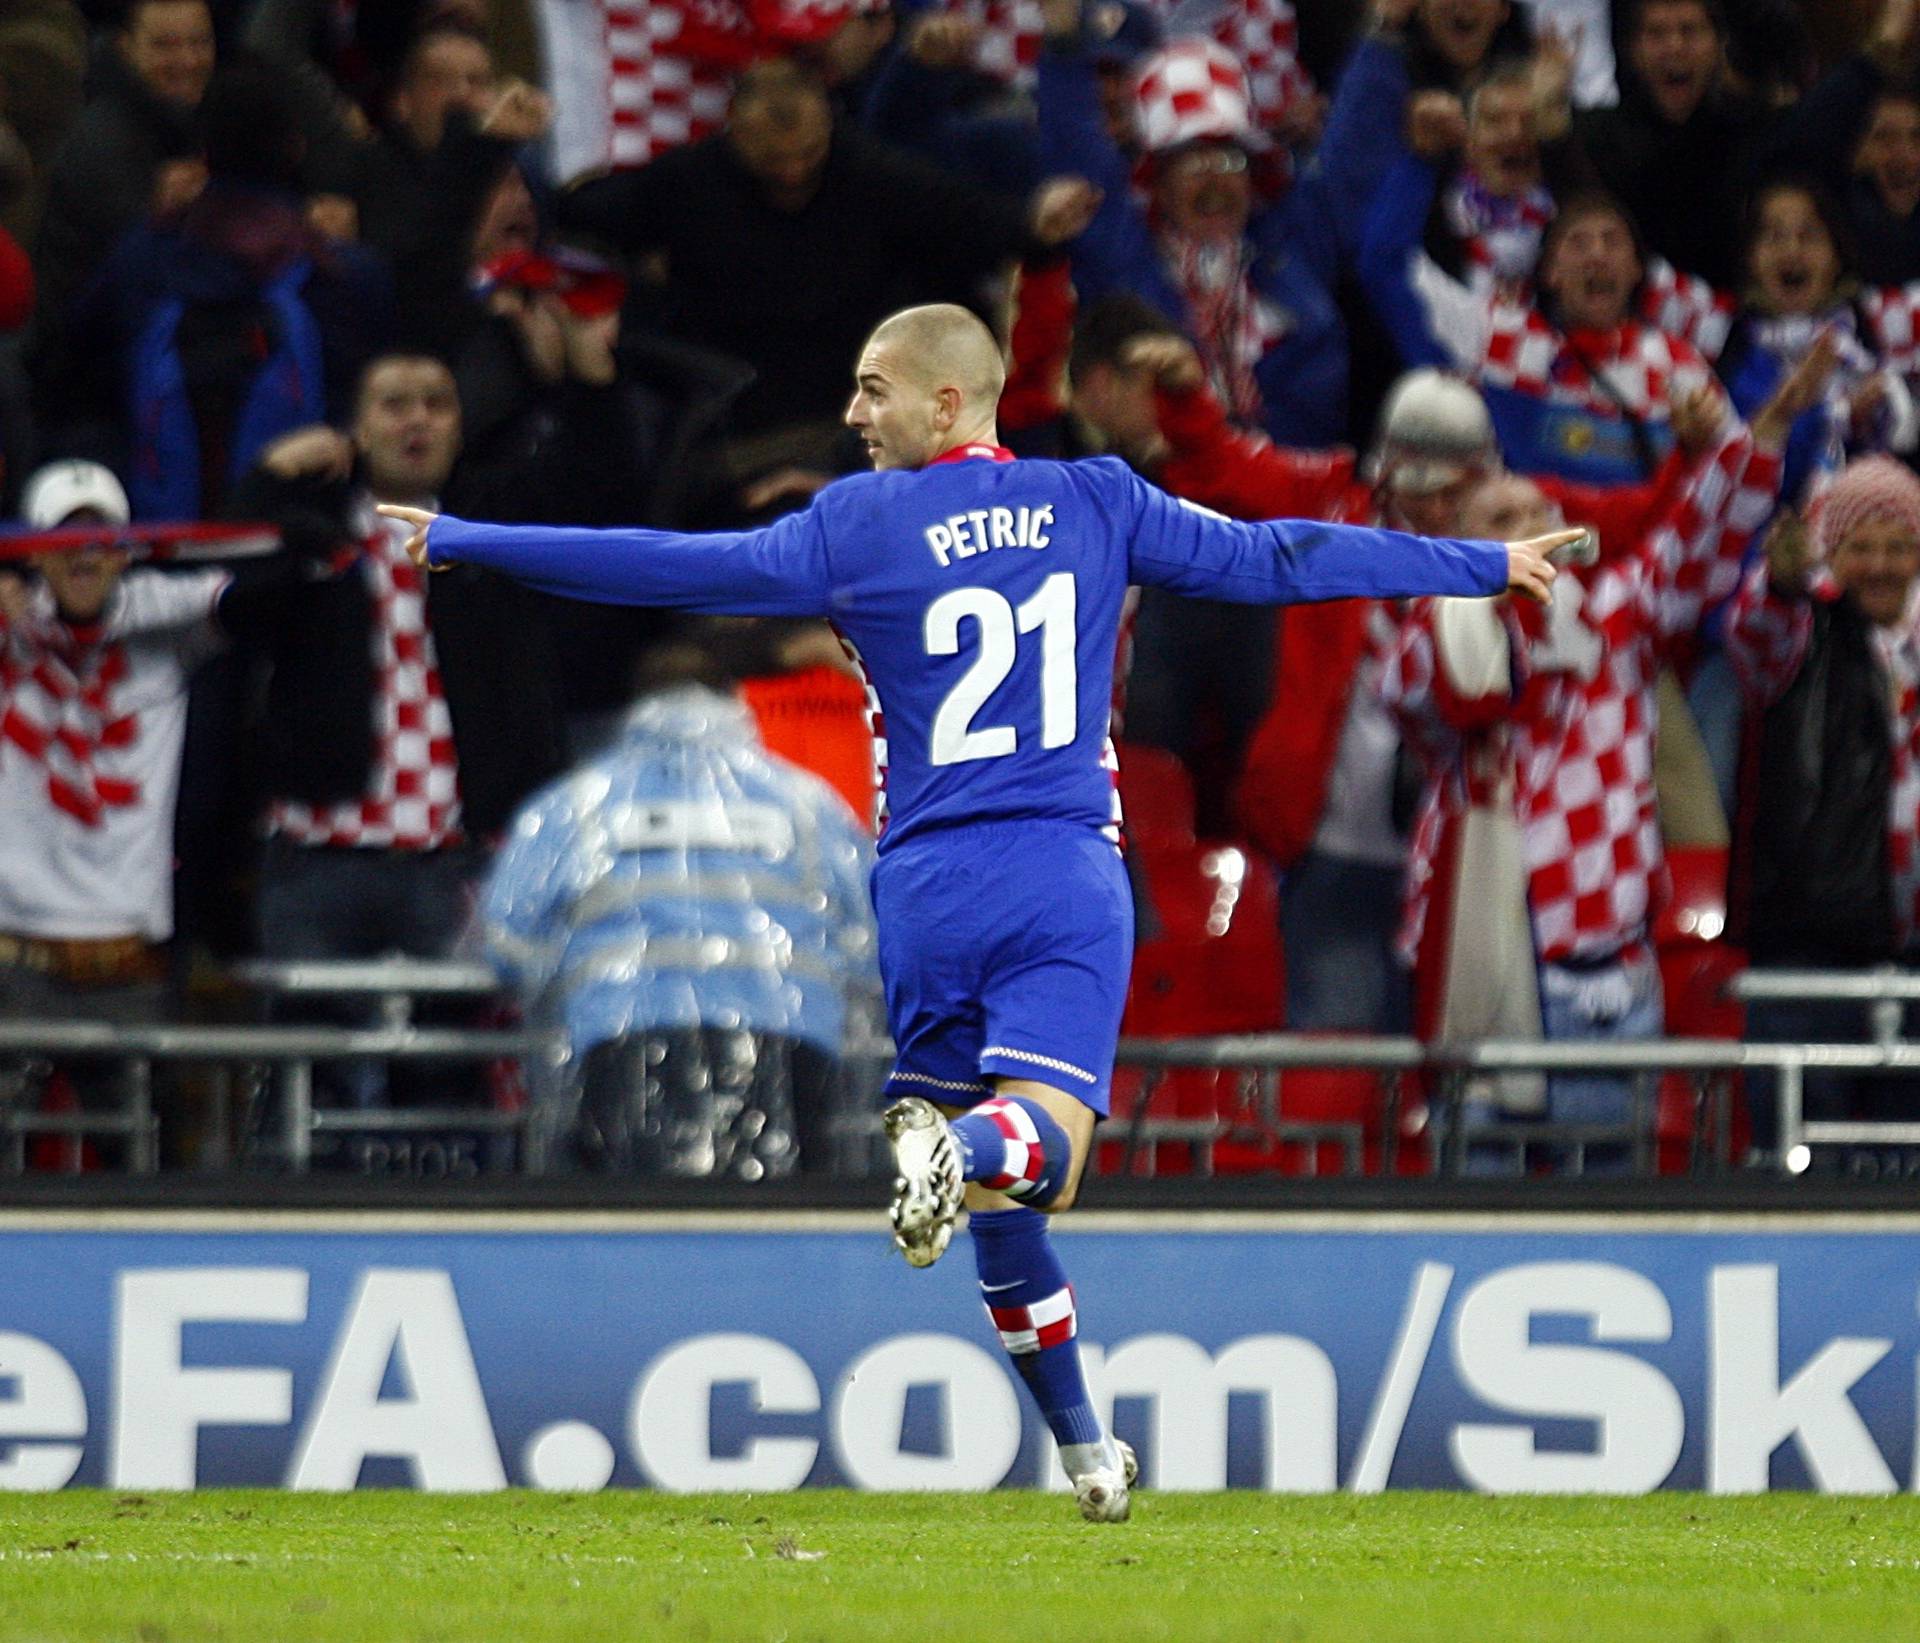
left=1, top=0, right=1918, bottom=1176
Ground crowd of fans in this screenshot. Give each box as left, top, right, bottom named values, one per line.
left=2, top=0, right=1919, bottom=1176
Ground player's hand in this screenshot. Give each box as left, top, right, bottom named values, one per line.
left=376, top=503, right=443, bottom=570
left=1029, top=176, right=1103, bottom=247
left=1122, top=334, right=1205, bottom=393
left=1752, top=328, right=1841, bottom=449
left=1406, top=91, right=1467, bottom=160
left=259, top=424, right=355, bottom=483
left=1504, top=530, right=1578, bottom=604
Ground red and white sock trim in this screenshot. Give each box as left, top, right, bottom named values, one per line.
left=975, top=1096, right=1045, bottom=1197
left=984, top=1284, right=1076, bottom=1355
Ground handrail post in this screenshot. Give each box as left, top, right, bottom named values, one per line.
left=283, top=1060, right=313, bottom=1174
left=129, top=1058, right=156, bottom=1174
left=1776, top=1056, right=1805, bottom=1173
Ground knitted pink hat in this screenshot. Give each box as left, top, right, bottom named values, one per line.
left=1813, top=456, right=1920, bottom=557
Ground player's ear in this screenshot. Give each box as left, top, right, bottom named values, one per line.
left=932, top=385, right=961, bottom=431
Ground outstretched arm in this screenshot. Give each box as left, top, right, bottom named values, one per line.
left=378, top=504, right=835, bottom=618
left=1121, top=471, right=1566, bottom=605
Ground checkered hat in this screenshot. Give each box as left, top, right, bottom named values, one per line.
left=1133, top=37, right=1258, bottom=155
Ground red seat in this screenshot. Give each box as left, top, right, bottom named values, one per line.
left=1107, top=838, right=1285, bottom=1175
left=1654, top=845, right=1728, bottom=946
left=1655, top=941, right=1749, bottom=1173
left=1115, top=742, right=1197, bottom=851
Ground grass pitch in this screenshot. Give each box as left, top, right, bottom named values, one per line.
left=1, top=1490, right=1918, bottom=1642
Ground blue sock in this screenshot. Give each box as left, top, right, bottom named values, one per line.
left=970, top=1206, right=1102, bottom=1449
left=950, top=1095, right=1071, bottom=1207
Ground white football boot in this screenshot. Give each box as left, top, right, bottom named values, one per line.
left=882, top=1097, right=964, bottom=1268
left=1069, top=1437, right=1138, bottom=1524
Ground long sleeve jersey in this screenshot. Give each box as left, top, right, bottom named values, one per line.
left=428, top=448, right=1509, bottom=852
left=1381, top=428, right=1782, bottom=965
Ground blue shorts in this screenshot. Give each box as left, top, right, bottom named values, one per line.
left=873, top=820, right=1133, bottom=1117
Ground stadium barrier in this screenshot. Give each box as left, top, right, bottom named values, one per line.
left=5, top=1206, right=1920, bottom=1494
left=5, top=959, right=1920, bottom=1175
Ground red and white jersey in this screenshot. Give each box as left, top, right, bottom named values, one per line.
left=0, top=570, right=225, bottom=940
left=267, top=509, right=463, bottom=852
left=1638, top=260, right=1736, bottom=364
left=537, top=0, right=857, bottom=177
left=1725, top=565, right=1920, bottom=943
left=1476, top=303, right=1723, bottom=424
left=961, top=0, right=1311, bottom=129
left=1854, top=283, right=1920, bottom=389
left=1382, top=428, right=1783, bottom=965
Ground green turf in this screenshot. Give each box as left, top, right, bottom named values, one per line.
left=1, top=1490, right=1918, bottom=1642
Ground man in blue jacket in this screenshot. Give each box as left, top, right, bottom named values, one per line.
left=382, top=301, right=1569, bottom=1523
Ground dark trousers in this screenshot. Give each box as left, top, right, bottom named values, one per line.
left=0, top=961, right=168, bottom=1169
left=253, top=840, right=481, bottom=1141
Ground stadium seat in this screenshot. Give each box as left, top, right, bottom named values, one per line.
left=1115, top=742, right=1197, bottom=851
left=1654, top=845, right=1729, bottom=946
left=1108, top=838, right=1288, bottom=1175
left=1651, top=845, right=1746, bottom=1172
left=1655, top=941, right=1750, bottom=1173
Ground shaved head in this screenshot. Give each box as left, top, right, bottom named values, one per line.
left=867, top=305, right=1007, bottom=405
left=846, top=304, right=1008, bottom=470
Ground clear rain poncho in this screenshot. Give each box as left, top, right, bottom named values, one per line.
left=484, top=685, right=878, bottom=1178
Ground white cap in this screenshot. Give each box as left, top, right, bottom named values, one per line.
left=20, top=460, right=131, bottom=529
left=1373, top=369, right=1498, bottom=495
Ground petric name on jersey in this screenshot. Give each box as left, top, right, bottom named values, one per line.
left=924, top=505, right=1053, bottom=567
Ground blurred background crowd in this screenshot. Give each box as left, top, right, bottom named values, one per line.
left=1, top=0, right=1917, bottom=1179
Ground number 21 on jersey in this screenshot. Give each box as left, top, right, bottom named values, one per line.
left=924, top=572, right=1077, bottom=765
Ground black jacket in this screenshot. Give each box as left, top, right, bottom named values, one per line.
left=30, top=49, right=200, bottom=368
left=352, top=115, right=523, bottom=359
left=232, top=464, right=566, bottom=839
left=558, top=127, right=1038, bottom=436
left=1736, top=590, right=1900, bottom=967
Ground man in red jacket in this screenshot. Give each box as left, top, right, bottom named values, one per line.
left=1131, top=338, right=1731, bottom=1030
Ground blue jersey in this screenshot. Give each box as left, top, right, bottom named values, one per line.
left=429, top=448, right=1508, bottom=853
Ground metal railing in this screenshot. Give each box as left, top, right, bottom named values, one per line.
left=0, top=1017, right=552, bottom=1173
left=4, top=962, right=1920, bottom=1177
left=1730, top=967, right=1920, bottom=1048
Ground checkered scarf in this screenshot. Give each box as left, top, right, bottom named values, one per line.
left=1161, top=233, right=1282, bottom=426
left=0, top=612, right=141, bottom=827
left=1385, top=428, right=1783, bottom=965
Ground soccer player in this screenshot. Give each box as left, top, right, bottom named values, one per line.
left=381, top=303, right=1569, bottom=1522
